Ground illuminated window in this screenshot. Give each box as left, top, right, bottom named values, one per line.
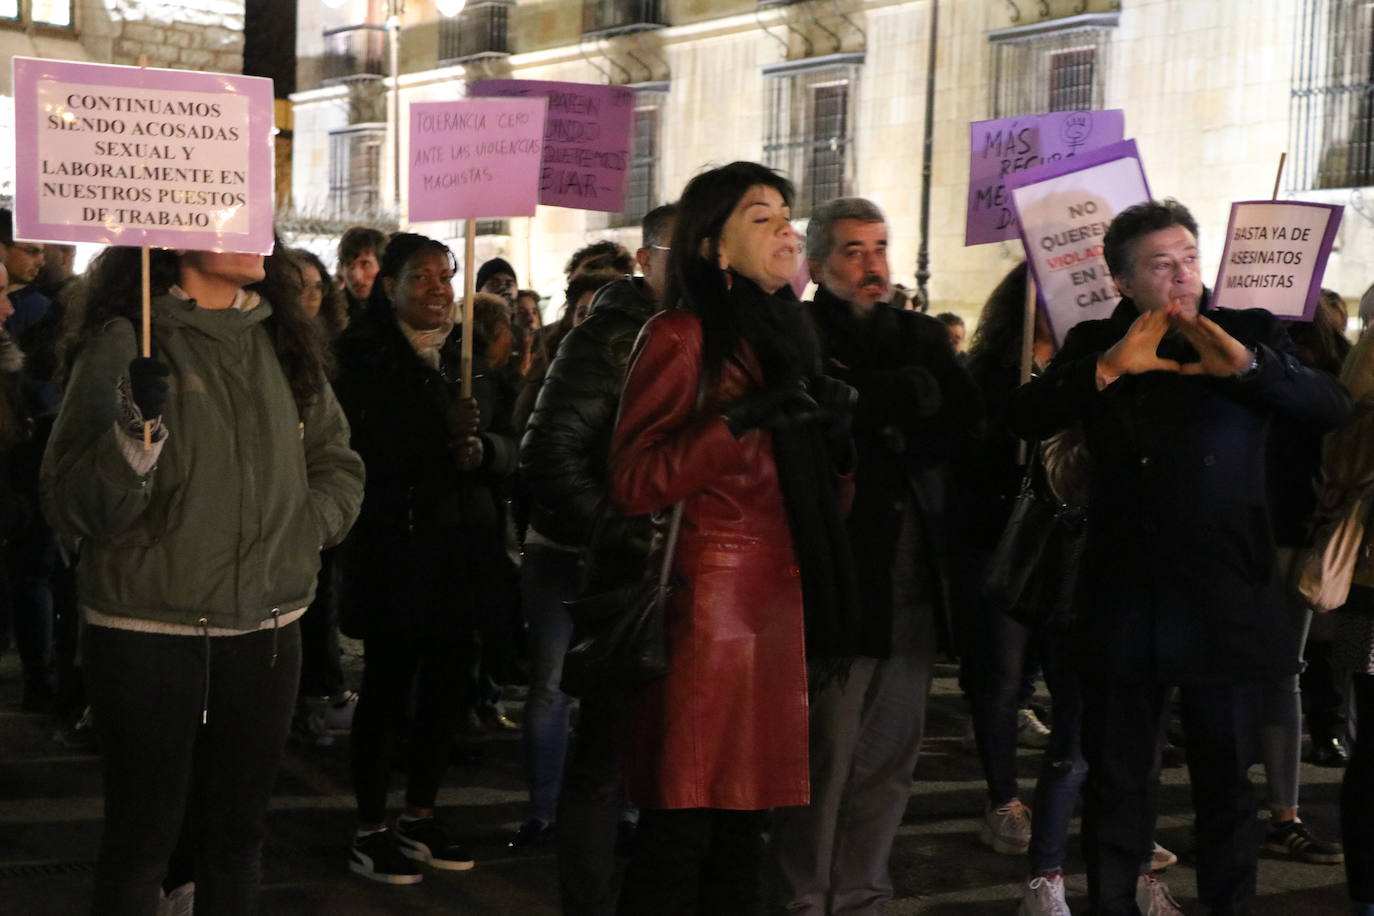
left=763, top=55, right=862, bottom=219
left=608, top=103, right=660, bottom=228
left=0, top=0, right=72, bottom=27
left=328, top=125, right=385, bottom=216
left=1291, top=0, right=1374, bottom=189
left=988, top=14, right=1116, bottom=119
left=0, top=1, right=18, bottom=21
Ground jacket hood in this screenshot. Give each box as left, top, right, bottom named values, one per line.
left=151, top=291, right=273, bottom=343
left=586, top=276, right=657, bottom=321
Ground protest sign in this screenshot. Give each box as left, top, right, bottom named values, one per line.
left=1212, top=201, right=1342, bottom=320
left=966, top=109, right=1125, bottom=246
left=12, top=57, right=274, bottom=253
left=1007, top=139, right=1152, bottom=346
left=468, top=79, right=634, bottom=213
left=408, top=97, right=547, bottom=223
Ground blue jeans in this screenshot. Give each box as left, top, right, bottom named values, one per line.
left=521, top=543, right=582, bottom=823
left=1028, top=627, right=1087, bottom=874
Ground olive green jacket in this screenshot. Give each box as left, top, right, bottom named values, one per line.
left=41, top=294, right=364, bottom=630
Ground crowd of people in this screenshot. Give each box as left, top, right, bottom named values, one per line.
left=3, top=159, right=1374, bottom=916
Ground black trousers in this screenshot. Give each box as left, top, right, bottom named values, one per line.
left=1343, top=673, right=1374, bottom=904
left=85, top=621, right=301, bottom=916
left=350, top=627, right=473, bottom=825
left=558, top=689, right=630, bottom=916
left=617, top=808, right=766, bottom=916
left=1081, top=679, right=1262, bottom=916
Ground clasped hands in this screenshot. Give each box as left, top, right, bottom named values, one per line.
left=1095, top=301, right=1255, bottom=390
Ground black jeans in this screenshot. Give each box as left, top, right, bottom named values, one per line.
left=351, top=628, right=474, bottom=825
left=1343, top=673, right=1374, bottom=904
left=558, top=688, right=631, bottom=916
left=1081, top=679, right=1261, bottom=916
left=617, top=808, right=766, bottom=916
left=297, top=548, right=345, bottom=698
left=85, top=621, right=301, bottom=916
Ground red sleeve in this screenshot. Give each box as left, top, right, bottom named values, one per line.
left=609, top=314, right=748, bottom=515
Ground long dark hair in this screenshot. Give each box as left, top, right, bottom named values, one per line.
left=290, top=247, right=349, bottom=340
left=66, top=239, right=330, bottom=409
left=966, top=261, right=1030, bottom=376
left=666, top=161, right=807, bottom=389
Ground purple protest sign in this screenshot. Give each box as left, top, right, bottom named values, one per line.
left=407, top=97, right=547, bottom=223
left=1007, top=139, right=1152, bottom=346
left=1212, top=201, right=1343, bottom=320
left=12, top=57, right=274, bottom=254
left=469, top=79, right=634, bottom=213
left=966, top=109, right=1125, bottom=246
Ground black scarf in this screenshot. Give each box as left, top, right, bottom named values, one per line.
left=722, top=277, right=863, bottom=677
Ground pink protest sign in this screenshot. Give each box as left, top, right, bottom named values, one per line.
left=408, top=97, right=547, bottom=223
left=1007, top=139, right=1152, bottom=347
left=1212, top=201, right=1343, bottom=320
left=966, top=109, right=1125, bottom=246
left=469, top=79, right=634, bottom=213
left=12, top=57, right=274, bottom=253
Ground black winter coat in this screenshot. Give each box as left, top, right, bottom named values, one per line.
left=807, top=287, right=982, bottom=658
left=332, top=309, right=518, bottom=639
left=520, top=276, right=657, bottom=589
left=1008, top=294, right=1351, bottom=684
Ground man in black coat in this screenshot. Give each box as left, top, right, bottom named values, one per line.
left=773, top=197, right=980, bottom=915
left=517, top=203, right=676, bottom=914
left=1009, top=199, right=1351, bottom=915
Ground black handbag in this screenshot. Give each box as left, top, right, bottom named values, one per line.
left=560, top=502, right=684, bottom=698
left=983, top=450, right=1088, bottom=631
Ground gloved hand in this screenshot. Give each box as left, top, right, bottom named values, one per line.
left=721, top=380, right=819, bottom=438
left=809, top=375, right=858, bottom=439
left=128, top=357, right=170, bottom=421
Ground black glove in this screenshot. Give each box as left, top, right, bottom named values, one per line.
left=128, top=357, right=170, bottom=422
left=809, top=375, right=858, bottom=439
left=721, top=381, right=819, bottom=437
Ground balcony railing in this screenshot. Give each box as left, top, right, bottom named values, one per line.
left=321, top=24, right=387, bottom=84
left=439, top=1, right=512, bottom=65
left=582, top=0, right=666, bottom=38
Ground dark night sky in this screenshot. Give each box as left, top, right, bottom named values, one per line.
left=242, top=0, right=297, bottom=97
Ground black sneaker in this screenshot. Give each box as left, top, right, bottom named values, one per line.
left=349, top=829, right=423, bottom=885
left=1264, top=820, right=1344, bottom=865
left=507, top=818, right=555, bottom=851
left=394, top=816, right=475, bottom=871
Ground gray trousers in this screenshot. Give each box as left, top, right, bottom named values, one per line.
left=773, top=513, right=937, bottom=915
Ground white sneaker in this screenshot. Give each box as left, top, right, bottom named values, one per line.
left=156, top=882, right=194, bottom=916
left=980, top=799, right=1032, bottom=854
left=325, top=690, right=359, bottom=732
left=1017, top=707, right=1052, bottom=748
left=1150, top=840, right=1178, bottom=871
left=1019, top=872, right=1071, bottom=915
left=1135, top=874, right=1184, bottom=915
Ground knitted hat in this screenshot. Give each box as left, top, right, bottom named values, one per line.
left=475, top=257, right=516, bottom=291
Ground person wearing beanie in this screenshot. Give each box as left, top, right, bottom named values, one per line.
left=476, top=258, right=517, bottom=306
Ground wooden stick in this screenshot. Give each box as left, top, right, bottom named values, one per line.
left=141, top=246, right=153, bottom=450
left=1017, top=268, right=1037, bottom=465
left=1272, top=152, right=1287, bottom=201
left=461, top=219, right=476, bottom=398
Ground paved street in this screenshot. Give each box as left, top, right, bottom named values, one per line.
left=0, top=647, right=1353, bottom=915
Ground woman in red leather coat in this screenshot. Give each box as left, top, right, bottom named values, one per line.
left=609, top=161, right=859, bottom=913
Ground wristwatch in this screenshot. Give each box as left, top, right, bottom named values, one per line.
left=1236, top=349, right=1260, bottom=379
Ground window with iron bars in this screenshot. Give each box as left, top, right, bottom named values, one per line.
left=1291, top=0, right=1374, bottom=189
left=607, top=106, right=660, bottom=228
left=582, top=0, right=665, bottom=36
left=0, top=0, right=72, bottom=28
left=329, top=127, right=384, bottom=215
left=322, top=24, right=387, bottom=83
left=439, top=1, right=512, bottom=65
left=763, top=62, right=859, bottom=219
left=989, top=22, right=1113, bottom=119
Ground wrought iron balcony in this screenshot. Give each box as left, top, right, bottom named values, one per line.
left=757, top=0, right=808, bottom=8
left=439, top=1, right=513, bottom=65
left=582, top=0, right=666, bottom=38
left=321, top=24, right=387, bottom=84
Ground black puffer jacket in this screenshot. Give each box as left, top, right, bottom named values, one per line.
left=333, top=307, right=518, bottom=639
left=520, top=276, right=658, bottom=588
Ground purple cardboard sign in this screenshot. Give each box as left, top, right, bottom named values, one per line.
left=1007, top=139, right=1152, bottom=347
left=12, top=57, right=274, bottom=253
left=966, top=109, right=1125, bottom=246
left=469, top=79, right=634, bottom=213
left=408, top=97, right=547, bottom=223
left=1212, top=201, right=1343, bottom=320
